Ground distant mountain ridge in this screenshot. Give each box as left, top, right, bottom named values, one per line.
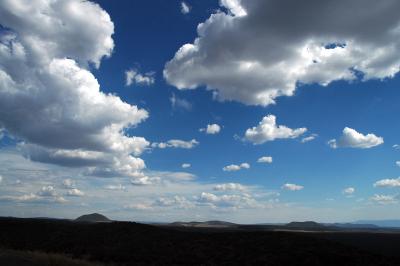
left=75, top=213, right=111, bottom=223
left=355, top=220, right=400, bottom=228
left=170, top=220, right=238, bottom=228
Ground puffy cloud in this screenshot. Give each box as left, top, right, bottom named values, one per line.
left=164, top=0, right=400, bottom=106
left=125, top=69, right=155, bottom=86
left=38, top=186, right=57, bottom=197
left=396, top=161, right=400, bottom=167
left=223, top=162, right=250, bottom=172
left=155, top=195, right=193, bottom=209
left=328, top=127, right=383, bottom=149
left=0, top=0, right=150, bottom=182
left=181, top=163, right=191, bottom=168
left=370, top=194, right=398, bottom=205
left=342, top=187, right=355, bottom=195
left=282, top=183, right=304, bottom=191
left=301, top=134, right=318, bottom=143
left=151, top=139, right=199, bottom=149
left=213, top=183, right=245, bottom=192
left=257, top=156, right=272, bottom=164
left=170, top=93, right=192, bottom=111
left=244, top=115, right=306, bottom=144
left=124, top=203, right=153, bottom=211
left=66, top=188, right=85, bottom=197
left=393, top=144, right=400, bottom=150
left=105, top=184, right=126, bottom=191
left=200, top=124, right=221, bottom=134
left=62, top=179, right=76, bottom=189
left=197, top=192, right=258, bottom=209
left=374, top=177, right=400, bottom=188
left=180, top=1, right=191, bottom=14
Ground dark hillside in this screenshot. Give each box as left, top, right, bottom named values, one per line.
left=0, top=217, right=399, bottom=265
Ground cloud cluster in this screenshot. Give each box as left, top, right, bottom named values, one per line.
left=282, top=183, right=304, bottom=191
left=125, top=69, right=155, bottom=86
left=370, top=194, right=398, bottom=205
left=342, top=187, right=355, bottom=196
left=213, top=183, right=245, bottom=192
left=0, top=0, right=150, bottom=181
left=328, top=127, right=384, bottom=149
left=223, top=163, right=250, bottom=172
left=374, top=177, right=400, bottom=188
left=180, top=2, right=191, bottom=14
left=165, top=0, right=400, bottom=106
left=257, top=156, right=272, bottom=164
left=200, top=124, right=221, bottom=134
left=151, top=139, right=199, bottom=149
left=245, top=115, right=306, bottom=144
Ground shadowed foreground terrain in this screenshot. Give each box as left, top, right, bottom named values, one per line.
left=0, top=217, right=400, bottom=265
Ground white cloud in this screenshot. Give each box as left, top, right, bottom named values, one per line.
left=105, top=184, right=126, bottom=191
left=0, top=0, right=150, bottom=181
left=213, top=183, right=245, bottom=192
left=342, top=187, right=355, bottom=195
left=197, top=192, right=259, bottom=209
left=396, top=161, right=400, bottom=167
left=0, top=175, right=2, bottom=183
left=257, top=156, right=272, bottom=164
left=164, top=0, right=400, bottom=106
left=200, top=124, right=221, bottom=134
left=328, top=127, right=383, bottom=149
left=244, top=115, right=306, bottom=144
left=393, top=144, right=400, bottom=150
left=301, top=134, right=318, bottom=143
left=182, top=163, right=191, bottom=168
left=170, top=93, right=192, bottom=111
left=155, top=195, right=193, bottom=209
left=180, top=1, right=191, bottom=14
left=223, top=162, right=250, bottom=172
left=282, top=183, right=304, bottom=191
left=374, top=177, right=400, bottom=188
left=151, top=139, right=199, bottom=149
left=125, top=69, right=155, bottom=86
left=66, top=188, right=85, bottom=197
left=124, top=203, right=153, bottom=211
left=62, top=179, right=76, bottom=189
left=370, top=194, right=398, bottom=205
left=38, top=186, right=57, bottom=197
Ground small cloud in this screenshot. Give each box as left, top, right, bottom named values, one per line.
left=152, top=139, right=199, bottom=149
left=393, top=144, right=400, bottom=149
left=223, top=162, right=250, bottom=172
left=125, top=69, right=155, bottom=86
left=282, top=183, right=304, bottom=191
left=170, top=93, right=192, bottom=111
left=245, top=115, right=306, bottom=145
left=374, top=177, right=400, bottom=188
left=200, top=124, right=221, bottom=135
left=180, top=1, right=191, bottom=14
left=370, top=194, right=398, bottom=205
left=62, top=178, right=75, bottom=189
left=257, top=156, right=272, bottom=164
left=213, top=183, right=245, bottom=192
left=301, top=134, right=318, bottom=143
left=342, top=187, right=355, bottom=196
left=105, top=184, right=126, bottom=191
left=182, top=163, right=191, bottom=168
left=328, top=127, right=383, bottom=149
left=66, top=188, right=85, bottom=197
left=396, top=161, right=400, bottom=167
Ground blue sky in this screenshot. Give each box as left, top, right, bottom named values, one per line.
left=0, top=0, right=400, bottom=223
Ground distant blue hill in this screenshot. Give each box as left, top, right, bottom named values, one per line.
left=355, top=220, right=400, bottom=228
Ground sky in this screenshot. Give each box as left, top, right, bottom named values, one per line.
left=0, top=0, right=400, bottom=223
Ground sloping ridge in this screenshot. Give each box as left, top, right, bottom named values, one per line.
left=75, top=213, right=111, bottom=223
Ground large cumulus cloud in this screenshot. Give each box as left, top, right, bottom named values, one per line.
left=0, top=0, right=149, bottom=179
left=164, top=0, right=400, bottom=106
